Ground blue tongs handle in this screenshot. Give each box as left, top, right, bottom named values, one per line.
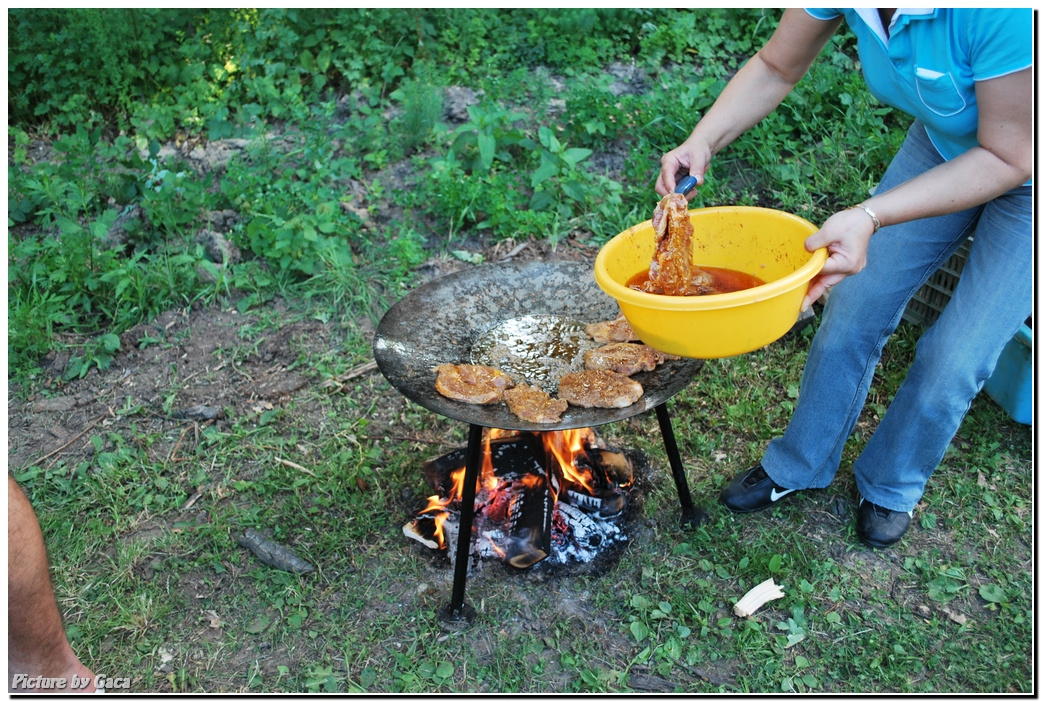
left=675, top=174, right=699, bottom=196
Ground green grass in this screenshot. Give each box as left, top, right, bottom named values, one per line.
left=19, top=311, right=1033, bottom=694
left=8, top=8, right=1031, bottom=695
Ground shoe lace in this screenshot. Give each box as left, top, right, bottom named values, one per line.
left=865, top=500, right=909, bottom=519
left=744, top=465, right=768, bottom=486
left=873, top=504, right=894, bottom=518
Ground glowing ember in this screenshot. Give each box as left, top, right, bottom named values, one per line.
left=404, top=428, right=635, bottom=569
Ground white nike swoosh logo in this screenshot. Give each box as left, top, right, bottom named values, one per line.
left=770, top=488, right=796, bottom=502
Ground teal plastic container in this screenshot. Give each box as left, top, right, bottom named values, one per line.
left=983, top=324, right=1033, bottom=425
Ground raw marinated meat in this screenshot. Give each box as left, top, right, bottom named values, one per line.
left=503, top=384, right=569, bottom=424
left=557, top=369, right=644, bottom=409
left=585, top=315, right=640, bottom=343
left=434, top=363, right=513, bottom=404
left=583, top=342, right=675, bottom=376
left=647, top=194, right=718, bottom=296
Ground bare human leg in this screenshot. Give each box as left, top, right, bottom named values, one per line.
left=8, top=475, right=97, bottom=693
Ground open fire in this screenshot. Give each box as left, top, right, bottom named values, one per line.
left=404, top=428, right=636, bottom=570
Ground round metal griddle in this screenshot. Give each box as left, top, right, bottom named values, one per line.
left=373, top=260, right=703, bottom=430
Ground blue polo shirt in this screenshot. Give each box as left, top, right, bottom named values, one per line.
left=805, top=8, right=1033, bottom=164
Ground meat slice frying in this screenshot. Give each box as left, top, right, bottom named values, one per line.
left=583, top=342, right=676, bottom=376
left=585, top=315, right=640, bottom=343
left=434, top=363, right=513, bottom=404
left=647, top=193, right=718, bottom=296
left=503, top=384, right=569, bottom=424
left=557, top=369, right=644, bottom=409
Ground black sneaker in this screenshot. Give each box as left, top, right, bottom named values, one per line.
left=857, top=498, right=912, bottom=548
left=720, top=464, right=798, bottom=513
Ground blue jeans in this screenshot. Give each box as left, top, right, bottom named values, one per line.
left=762, top=120, right=1032, bottom=513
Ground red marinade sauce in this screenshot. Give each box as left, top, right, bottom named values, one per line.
left=626, top=266, right=766, bottom=296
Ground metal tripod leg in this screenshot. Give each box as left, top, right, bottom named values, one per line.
left=655, top=402, right=709, bottom=528
left=441, top=423, right=482, bottom=624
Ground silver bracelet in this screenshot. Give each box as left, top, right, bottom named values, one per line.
left=850, top=203, right=881, bottom=234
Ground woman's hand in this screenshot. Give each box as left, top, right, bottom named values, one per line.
left=656, top=138, right=711, bottom=198
left=655, top=11, right=842, bottom=199
left=801, top=206, right=877, bottom=310
left=800, top=65, right=1032, bottom=311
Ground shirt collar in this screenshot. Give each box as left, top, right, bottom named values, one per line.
left=854, top=9, right=936, bottom=46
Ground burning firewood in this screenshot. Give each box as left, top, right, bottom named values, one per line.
left=504, top=473, right=555, bottom=569
left=406, top=428, right=636, bottom=570
left=403, top=515, right=441, bottom=550
left=421, top=433, right=545, bottom=488
left=563, top=488, right=626, bottom=518
left=574, top=447, right=633, bottom=491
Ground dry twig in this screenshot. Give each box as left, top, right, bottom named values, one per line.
left=32, top=411, right=110, bottom=469
left=275, top=457, right=316, bottom=477
left=340, top=360, right=378, bottom=381
left=361, top=434, right=452, bottom=446
left=323, top=360, right=379, bottom=392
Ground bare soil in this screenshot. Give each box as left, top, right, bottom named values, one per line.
left=7, top=235, right=599, bottom=478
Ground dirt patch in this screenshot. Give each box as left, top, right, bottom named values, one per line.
left=11, top=304, right=324, bottom=471
left=7, top=235, right=599, bottom=478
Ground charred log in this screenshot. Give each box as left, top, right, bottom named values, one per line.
left=504, top=473, right=555, bottom=569
left=421, top=433, right=548, bottom=490
left=488, top=433, right=550, bottom=481
left=562, top=488, right=627, bottom=519
left=408, top=431, right=638, bottom=571
left=575, top=447, right=633, bottom=488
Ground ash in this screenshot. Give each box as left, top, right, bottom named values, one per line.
left=467, top=498, right=628, bottom=567
left=549, top=501, right=625, bottom=564
left=403, top=434, right=645, bottom=575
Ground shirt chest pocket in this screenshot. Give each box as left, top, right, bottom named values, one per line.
left=913, top=65, right=967, bottom=117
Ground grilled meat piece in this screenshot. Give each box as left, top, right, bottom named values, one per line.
left=557, top=369, right=644, bottom=409
left=434, top=363, right=514, bottom=404
left=583, top=342, right=676, bottom=376
left=648, top=194, right=718, bottom=296
left=503, top=383, right=569, bottom=424
left=585, top=315, right=640, bottom=343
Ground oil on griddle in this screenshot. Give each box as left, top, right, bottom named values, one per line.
left=470, top=314, right=600, bottom=394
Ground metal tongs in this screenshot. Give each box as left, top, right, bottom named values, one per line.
left=652, top=175, right=699, bottom=229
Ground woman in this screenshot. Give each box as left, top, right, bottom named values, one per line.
left=657, top=9, right=1032, bottom=548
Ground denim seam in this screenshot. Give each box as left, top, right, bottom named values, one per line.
left=851, top=214, right=982, bottom=509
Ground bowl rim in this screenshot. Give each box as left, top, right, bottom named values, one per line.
left=594, top=205, right=828, bottom=311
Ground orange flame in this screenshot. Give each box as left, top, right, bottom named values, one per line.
left=486, top=534, right=507, bottom=559
left=482, top=428, right=516, bottom=492
left=543, top=428, right=597, bottom=494
left=418, top=471, right=463, bottom=549
left=418, top=427, right=604, bottom=550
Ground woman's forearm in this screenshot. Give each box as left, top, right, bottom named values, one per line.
left=657, top=10, right=842, bottom=195
left=859, top=146, right=1031, bottom=230
left=686, top=52, right=800, bottom=157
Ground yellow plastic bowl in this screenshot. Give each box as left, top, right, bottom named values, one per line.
left=594, top=206, right=827, bottom=358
